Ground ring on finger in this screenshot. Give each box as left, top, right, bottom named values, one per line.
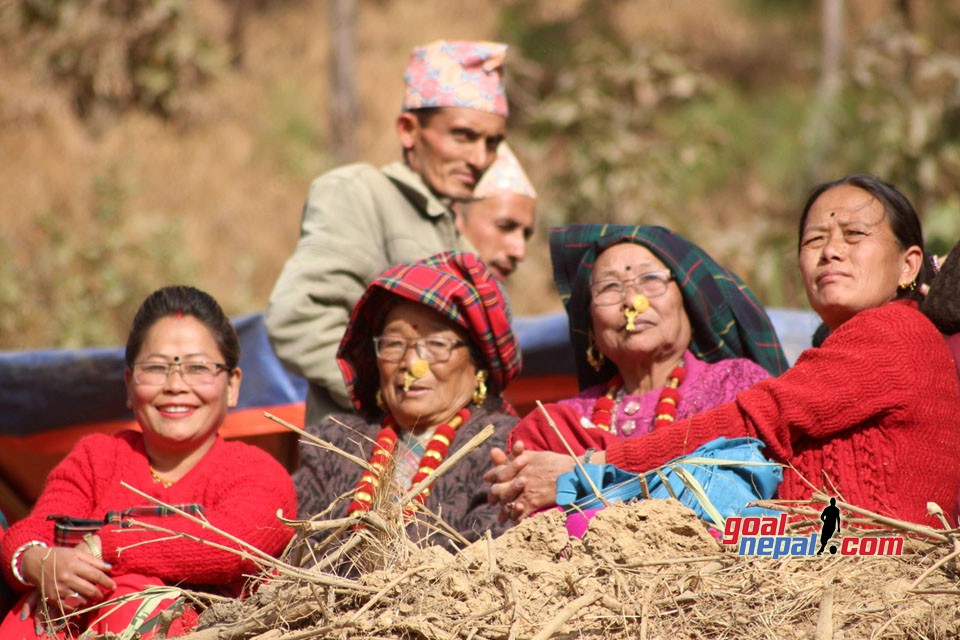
left=62, top=592, right=83, bottom=607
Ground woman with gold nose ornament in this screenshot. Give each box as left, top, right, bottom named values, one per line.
left=486, top=224, right=789, bottom=523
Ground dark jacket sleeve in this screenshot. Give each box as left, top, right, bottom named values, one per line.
left=292, top=405, right=518, bottom=547
left=293, top=413, right=374, bottom=520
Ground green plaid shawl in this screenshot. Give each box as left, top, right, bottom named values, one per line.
left=550, top=224, right=789, bottom=390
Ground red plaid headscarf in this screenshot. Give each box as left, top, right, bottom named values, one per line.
left=338, top=252, right=521, bottom=416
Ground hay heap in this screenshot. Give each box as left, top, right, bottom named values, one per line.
left=178, top=496, right=960, bottom=640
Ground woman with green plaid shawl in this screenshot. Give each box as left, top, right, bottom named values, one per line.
left=485, top=224, right=789, bottom=527
left=489, top=176, right=960, bottom=527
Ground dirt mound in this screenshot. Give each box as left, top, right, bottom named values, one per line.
left=181, top=499, right=960, bottom=639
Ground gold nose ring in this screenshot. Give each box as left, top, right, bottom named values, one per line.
left=624, top=294, right=649, bottom=331
left=403, top=359, right=431, bottom=391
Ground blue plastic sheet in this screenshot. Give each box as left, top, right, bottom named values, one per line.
left=0, top=309, right=818, bottom=437
left=556, top=437, right=783, bottom=524
left=0, top=314, right=307, bottom=436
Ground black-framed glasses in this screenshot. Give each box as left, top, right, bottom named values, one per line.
left=132, top=361, right=229, bottom=386
left=590, top=271, right=674, bottom=306
left=373, top=336, right=466, bottom=363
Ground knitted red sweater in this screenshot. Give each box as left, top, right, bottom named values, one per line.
left=603, top=301, right=960, bottom=525
left=1, top=431, right=296, bottom=594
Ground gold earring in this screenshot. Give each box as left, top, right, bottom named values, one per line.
left=586, top=331, right=605, bottom=372
left=375, top=389, right=386, bottom=411
left=898, top=279, right=917, bottom=291
left=472, top=370, right=488, bottom=406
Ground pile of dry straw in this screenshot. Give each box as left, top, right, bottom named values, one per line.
left=124, top=415, right=960, bottom=639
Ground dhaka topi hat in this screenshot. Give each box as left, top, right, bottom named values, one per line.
left=550, top=224, right=790, bottom=390
left=403, top=40, right=509, bottom=117
left=338, top=251, right=521, bottom=416
left=473, top=142, right=537, bottom=199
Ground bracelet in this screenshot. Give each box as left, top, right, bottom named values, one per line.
left=583, top=448, right=597, bottom=465
left=83, top=533, right=103, bottom=561
left=11, top=541, right=49, bottom=586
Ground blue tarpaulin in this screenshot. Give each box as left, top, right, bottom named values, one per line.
left=0, top=308, right=818, bottom=522
left=0, top=309, right=819, bottom=437
left=0, top=314, right=308, bottom=437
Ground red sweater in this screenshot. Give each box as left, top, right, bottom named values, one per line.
left=512, top=302, right=960, bottom=526
left=1, top=431, right=296, bottom=594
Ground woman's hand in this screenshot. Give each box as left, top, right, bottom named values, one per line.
left=485, top=440, right=528, bottom=521
left=485, top=440, right=582, bottom=521
left=19, top=542, right=115, bottom=612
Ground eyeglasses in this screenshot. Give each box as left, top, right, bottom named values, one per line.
left=132, top=361, right=229, bottom=386
left=590, top=271, right=674, bottom=306
left=373, top=336, right=466, bottom=363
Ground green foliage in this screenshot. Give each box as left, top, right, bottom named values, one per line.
left=16, top=0, right=228, bottom=119
left=656, top=85, right=810, bottom=209
left=511, top=36, right=715, bottom=228
left=0, top=169, right=194, bottom=349
left=813, top=18, right=960, bottom=254
left=501, top=1, right=809, bottom=305
left=262, top=81, right=331, bottom=180
left=502, top=4, right=960, bottom=308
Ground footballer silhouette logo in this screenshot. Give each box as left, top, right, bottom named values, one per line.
left=817, top=497, right=842, bottom=555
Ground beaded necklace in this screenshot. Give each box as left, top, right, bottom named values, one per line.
left=348, top=407, right=471, bottom=515
left=590, top=361, right=686, bottom=433
left=149, top=465, right=175, bottom=488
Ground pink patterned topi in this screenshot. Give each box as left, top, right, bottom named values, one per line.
left=403, top=40, right=509, bottom=117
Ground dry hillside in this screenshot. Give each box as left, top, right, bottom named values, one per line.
left=1, top=0, right=954, bottom=350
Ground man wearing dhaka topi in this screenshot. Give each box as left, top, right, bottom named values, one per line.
left=266, top=40, right=513, bottom=426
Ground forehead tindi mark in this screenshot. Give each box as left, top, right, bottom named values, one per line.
left=142, top=351, right=209, bottom=362
left=809, top=191, right=885, bottom=228
left=593, top=260, right=661, bottom=282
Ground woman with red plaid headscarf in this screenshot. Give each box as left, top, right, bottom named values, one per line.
left=293, top=251, right=522, bottom=545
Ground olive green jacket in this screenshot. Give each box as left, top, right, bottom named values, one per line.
left=265, top=162, right=474, bottom=425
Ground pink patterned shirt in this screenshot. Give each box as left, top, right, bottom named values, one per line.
left=558, top=351, right=771, bottom=439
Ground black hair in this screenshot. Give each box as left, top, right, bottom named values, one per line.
left=124, top=286, right=240, bottom=369
left=410, top=107, right=440, bottom=126
left=798, top=174, right=931, bottom=303
left=921, top=240, right=960, bottom=334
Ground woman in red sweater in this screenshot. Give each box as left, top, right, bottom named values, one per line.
left=487, top=175, right=960, bottom=527
left=0, top=286, right=296, bottom=638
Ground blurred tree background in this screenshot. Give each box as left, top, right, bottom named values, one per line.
left=1, top=0, right=959, bottom=350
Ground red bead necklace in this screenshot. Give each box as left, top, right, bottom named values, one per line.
left=348, top=407, right=471, bottom=515
left=590, top=361, right=686, bottom=433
